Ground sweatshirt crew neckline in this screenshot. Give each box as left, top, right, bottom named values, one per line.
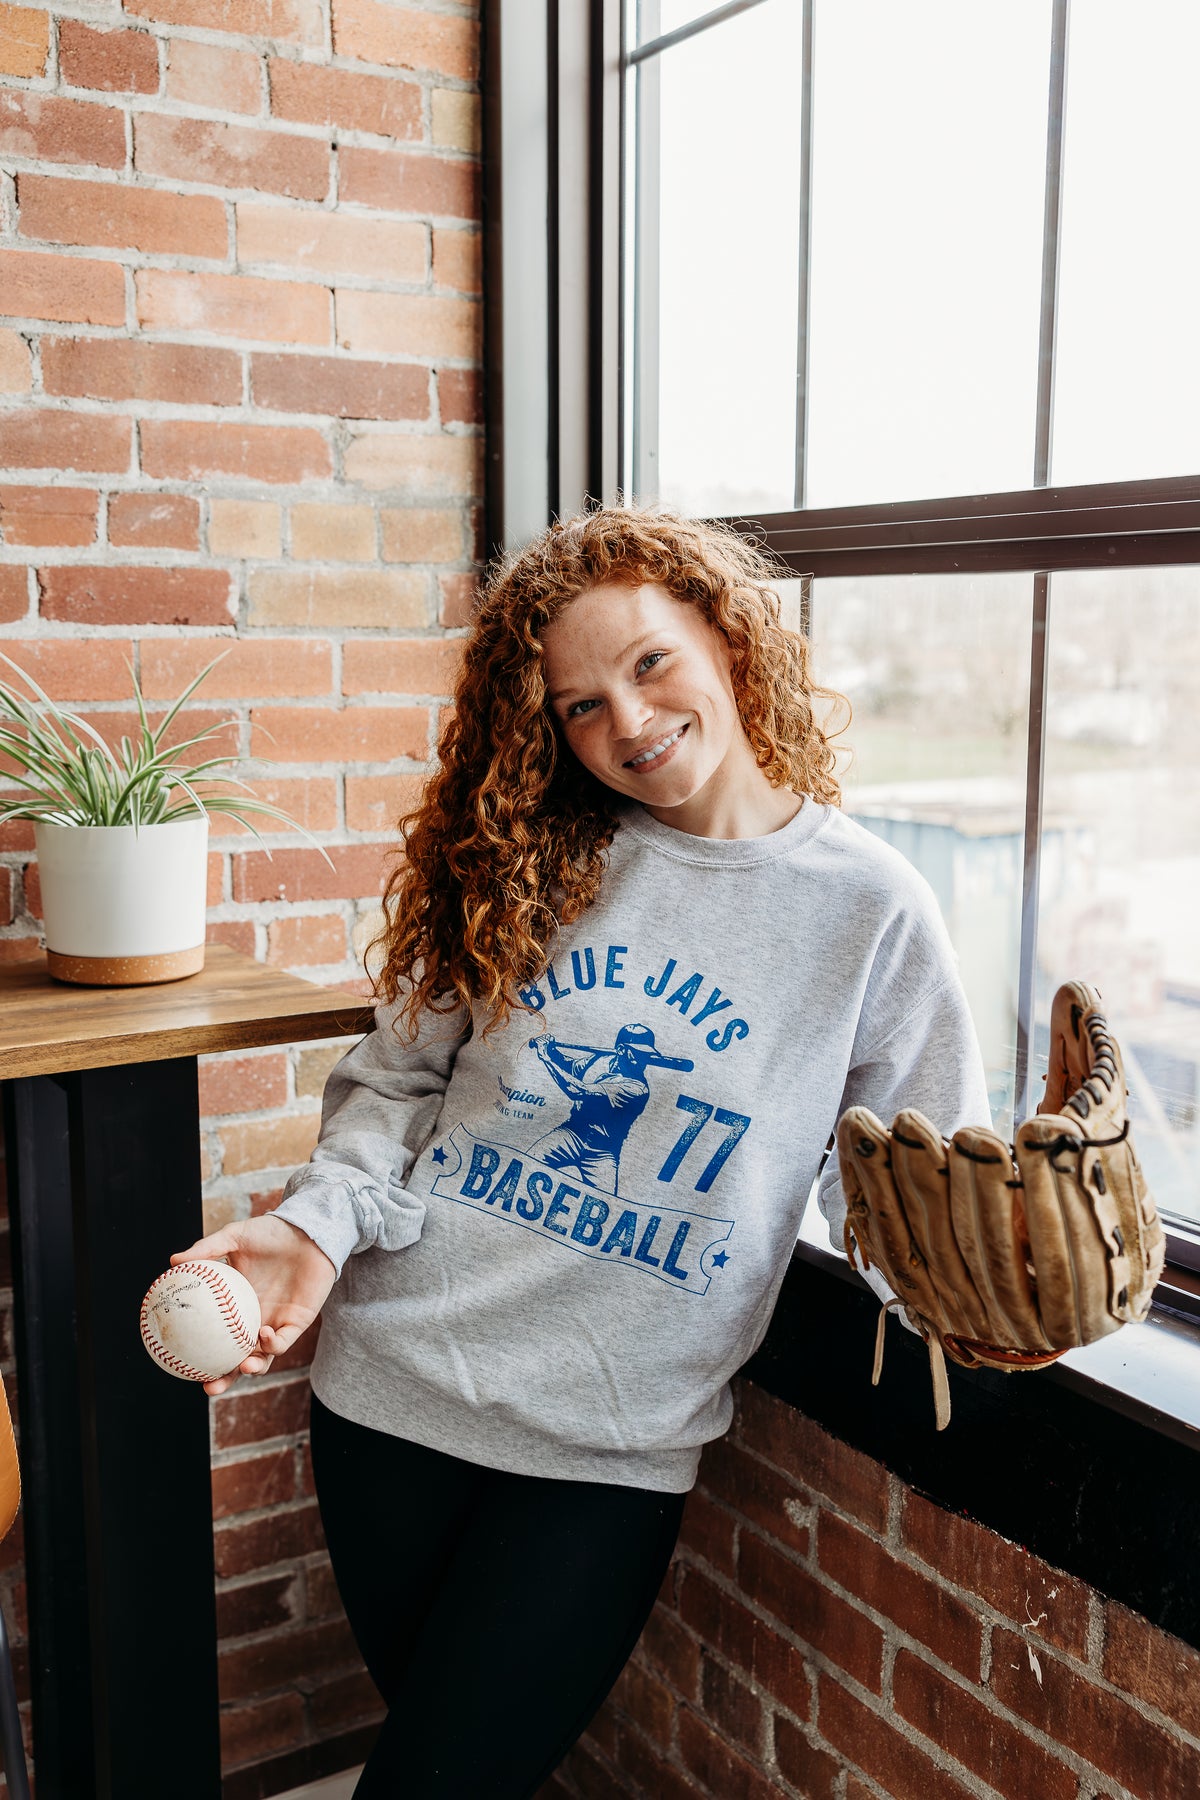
left=616, top=794, right=829, bottom=866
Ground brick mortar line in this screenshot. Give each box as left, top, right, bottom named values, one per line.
left=805, top=1658, right=1024, bottom=1800
left=0, top=156, right=480, bottom=217
left=0, top=391, right=481, bottom=413
left=0, top=311, right=480, bottom=340
left=1, top=538, right=469, bottom=560
left=0, top=687, right=455, bottom=713
left=0, top=590, right=474, bottom=604
left=209, top=1475, right=316, bottom=1510
left=683, top=1517, right=1200, bottom=1793
left=49, top=24, right=482, bottom=81
left=2, top=250, right=476, bottom=300
left=4, top=103, right=480, bottom=153
left=675, top=1534, right=1000, bottom=1701
left=0, top=553, right=293, bottom=572
left=8, top=219, right=478, bottom=268
left=6, top=65, right=481, bottom=126
left=0, top=623, right=468, bottom=640
left=216, top=1645, right=366, bottom=1688
left=598, top=1698, right=806, bottom=1800
left=673, top=1539, right=1076, bottom=1785
left=203, top=1099, right=322, bottom=1123
left=210, top=1439, right=308, bottom=1470
left=729, top=1496, right=1066, bottom=1657
left=632, top=1611, right=816, bottom=1740
left=714, top=1432, right=1089, bottom=1646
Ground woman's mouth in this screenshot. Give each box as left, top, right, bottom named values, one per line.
left=625, top=724, right=688, bottom=771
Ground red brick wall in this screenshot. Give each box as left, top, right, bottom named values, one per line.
left=0, top=0, right=479, bottom=1786
left=547, top=1379, right=1200, bottom=1800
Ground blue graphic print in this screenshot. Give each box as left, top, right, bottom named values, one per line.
left=528, top=1023, right=694, bottom=1193
left=430, top=1125, right=735, bottom=1296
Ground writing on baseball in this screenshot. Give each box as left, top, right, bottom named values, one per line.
left=140, top=1259, right=262, bottom=1383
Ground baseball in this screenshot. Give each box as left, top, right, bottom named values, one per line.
left=140, top=1259, right=263, bottom=1383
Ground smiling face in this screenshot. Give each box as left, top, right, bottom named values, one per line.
left=541, top=581, right=785, bottom=837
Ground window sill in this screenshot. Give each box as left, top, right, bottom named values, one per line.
left=795, top=1200, right=1200, bottom=1449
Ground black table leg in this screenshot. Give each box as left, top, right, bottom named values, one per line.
left=5, top=1058, right=222, bottom=1799
left=3, top=1072, right=92, bottom=1798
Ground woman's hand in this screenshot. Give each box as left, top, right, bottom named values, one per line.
left=170, top=1214, right=338, bottom=1398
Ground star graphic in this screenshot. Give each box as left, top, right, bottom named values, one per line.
left=711, top=1250, right=729, bottom=1270
left=431, top=1145, right=447, bottom=1165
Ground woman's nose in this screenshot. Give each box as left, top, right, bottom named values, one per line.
left=609, top=688, right=653, bottom=741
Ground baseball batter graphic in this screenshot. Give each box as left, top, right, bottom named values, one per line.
left=528, top=1024, right=694, bottom=1192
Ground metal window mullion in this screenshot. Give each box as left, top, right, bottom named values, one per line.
left=486, top=0, right=553, bottom=550
left=592, top=0, right=625, bottom=503
left=1015, top=571, right=1051, bottom=1123
left=629, top=0, right=769, bottom=65
left=1033, top=0, right=1070, bottom=490
left=547, top=0, right=561, bottom=516
left=632, top=4, right=661, bottom=503
left=1015, top=0, right=1070, bottom=1121
left=552, top=0, right=592, bottom=519
left=793, top=0, right=814, bottom=510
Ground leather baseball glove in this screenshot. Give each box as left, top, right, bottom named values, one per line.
left=836, top=981, right=1165, bottom=1428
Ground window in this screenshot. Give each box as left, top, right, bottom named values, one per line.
left=625, top=0, right=1200, bottom=1275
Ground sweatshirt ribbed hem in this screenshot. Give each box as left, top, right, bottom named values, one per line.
left=308, top=1336, right=704, bottom=1495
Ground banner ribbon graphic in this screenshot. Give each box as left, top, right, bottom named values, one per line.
left=430, top=1124, right=734, bottom=1297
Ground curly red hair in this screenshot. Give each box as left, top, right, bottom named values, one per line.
left=373, top=504, right=849, bottom=1039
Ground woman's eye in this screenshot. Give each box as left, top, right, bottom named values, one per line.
left=566, top=697, right=600, bottom=719
left=637, top=651, right=665, bottom=675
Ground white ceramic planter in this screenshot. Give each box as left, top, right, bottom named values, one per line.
left=34, top=815, right=209, bottom=985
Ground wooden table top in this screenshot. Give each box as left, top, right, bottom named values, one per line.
left=0, top=944, right=375, bottom=1078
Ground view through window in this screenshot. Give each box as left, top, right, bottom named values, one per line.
left=627, top=0, right=1200, bottom=1235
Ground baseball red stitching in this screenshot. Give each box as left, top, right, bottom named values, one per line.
left=141, top=1260, right=259, bottom=1380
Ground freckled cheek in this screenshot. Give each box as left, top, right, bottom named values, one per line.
left=563, top=723, right=612, bottom=778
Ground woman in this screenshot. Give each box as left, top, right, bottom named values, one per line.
left=176, top=505, right=989, bottom=1796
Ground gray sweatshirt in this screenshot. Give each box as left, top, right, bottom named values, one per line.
left=276, top=799, right=990, bottom=1492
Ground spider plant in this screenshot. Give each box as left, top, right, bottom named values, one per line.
left=0, top=650, right=329, bottom=857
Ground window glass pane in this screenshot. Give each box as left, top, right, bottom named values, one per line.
left=806, top=574, right=1033, bottom=1135
left=1034, top=569, right=1200, bottom=1226
left=636, top=1, right=804, bottom=516
left=805, top=1, right=1050, bottom=509
left=1051, top=2, right=1200, bottom=484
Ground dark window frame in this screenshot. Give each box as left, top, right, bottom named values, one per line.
left=482, top=0, right=1200, bottom=1302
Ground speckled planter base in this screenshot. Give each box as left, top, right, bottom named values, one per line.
left=45, top=944, right=206, bottom=986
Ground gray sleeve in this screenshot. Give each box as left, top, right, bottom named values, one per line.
left=274, top=994, right=470, bottom=1276
left=816, top=974, right=992, bottom=1310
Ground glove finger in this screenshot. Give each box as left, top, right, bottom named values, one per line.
left=890, top=1110, right=991, bottom=1342
left=1040, top=980, right=1105, bottom=1117
left=1017, top=1112, right=1132, bottom=1345
left=1040, top=983, right=1165, bottom=1321
left=1041, top=983, right=1126, bottom=1147
left=947, top=1124, right=1054, bottom=1354
left=837, top=1107, right=943, bottom=1329
left=1118, top=1141, right=1166, bottom=1319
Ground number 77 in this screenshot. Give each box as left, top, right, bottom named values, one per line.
left=658, top=1095, right=751, bottom=1193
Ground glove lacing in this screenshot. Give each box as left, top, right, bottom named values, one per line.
left=873, top=1299, right=951, bottom=1431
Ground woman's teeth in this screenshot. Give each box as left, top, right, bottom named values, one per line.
left=628, top=726, right=685, bottom=767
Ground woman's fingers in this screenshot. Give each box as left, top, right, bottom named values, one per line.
left=203, top=1371, right=240, bottom=1397
left=258, top=1321, right=303, bottom=1356
left=170, top=1229, right=239, bottom=1265
left=199, top=1345, right=274, bottom=1398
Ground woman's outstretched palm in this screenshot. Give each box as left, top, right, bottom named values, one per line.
left=170, top=1214, right=337, bottom=1397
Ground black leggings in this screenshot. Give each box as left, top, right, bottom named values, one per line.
left=309, top=1390, right=686, bottom=1798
